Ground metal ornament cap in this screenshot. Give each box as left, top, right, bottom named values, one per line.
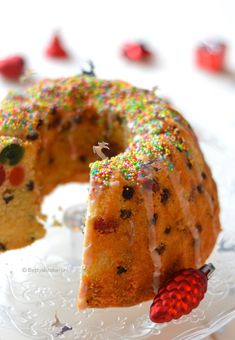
left=200, top=263, right=216, bottom=279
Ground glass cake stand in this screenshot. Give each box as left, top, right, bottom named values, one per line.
left=0, top=134, right=235, bottom=340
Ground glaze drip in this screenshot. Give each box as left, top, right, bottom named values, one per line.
left=138, top=168, right=161, bottom=293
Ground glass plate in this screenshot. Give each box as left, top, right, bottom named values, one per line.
left=0, top=131, right=234, bottom=340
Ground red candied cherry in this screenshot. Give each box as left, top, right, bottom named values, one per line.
left=195, top=40, right=226, bottom=72
left=0, top=165, right=6, bottom=186
left=9, top=166, right=25, bottom=186
left=94, top=217, right=118, bottom=234
left=45, top=33, right=69, bottom=59
left=121, top=42, right=152, bottom=62
left=0, top=55, right=25, bottom=80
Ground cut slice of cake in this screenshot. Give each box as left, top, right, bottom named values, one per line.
left=0, top=136, right=45, bottom=250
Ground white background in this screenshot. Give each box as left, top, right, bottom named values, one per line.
left=0, top=0, right=234, bottom=138
left=0, top=0, right=234, bottom=224
left=0, top=1, right=234, bottom=338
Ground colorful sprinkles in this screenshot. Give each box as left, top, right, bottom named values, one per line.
left=0, top=76, right=192, bottom=187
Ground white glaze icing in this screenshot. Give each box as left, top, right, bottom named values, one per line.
left=128, top=220, right=135, bottom=246
left=68, top=133, right=78, bottom=160
left=138, top=170, right=162, bottom=294
left=170, top=171, right=201, bottom=267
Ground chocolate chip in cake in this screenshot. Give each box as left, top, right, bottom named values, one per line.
left=195, top=223, right=202, bottom=233
left=117, top=266, right=127, bottom=274
left=187, top=161, right=193, bottom=169
left=176, top=145, right=183, bottom=152
left=79, top=155, right=87, bottom=163
left=48, top=115, right=61, bottom=129
left=155, top=242, right=166, bottom=255
left=26, top=131, right=39, bottom=141
left=94, top=217, right=118, bottom=234
left=151, top=213, right=158, bottom=225
left=50, top=106, right=57, bottom=115
left=37, top=119, right=44, bottom=129
left=164, top=226, right=172, bottom=234
left=120, top=209, right=132, bottom=220
left=0, top=144, right=24, bottom=165
left=152, top=179, right=160, bottom=192
left=197, top=184, right=204, bottom=193
left=73, top=114, right=82, bottom=124
left=3, top=190, right=14, bottom=204
left=90, top=116, right=98, bottom=125
left=26, top=180, right=34, bottom=191
left=201, top=172, right=207, bottom=180
left=0, top=243, right=6, bottom=251
left=61, top=121, right=72, bottom=132
left=122, top=186, right=134, bottom=200
left=160, top=188, right=170, bottom=204
left=116, top=115, right=126, bottom=125
left=48, top=155, right=55, bottom=165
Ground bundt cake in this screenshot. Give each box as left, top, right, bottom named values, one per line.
left=0, top=76, right=220, bottom=308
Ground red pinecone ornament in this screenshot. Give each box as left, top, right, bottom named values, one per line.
left=0, top=55, right=25, bottom=80
left=122, top=42, right=152, bottom=62
left=150, top=263, right=215, bottom=323
left=45, top=33, right=69, bottom=59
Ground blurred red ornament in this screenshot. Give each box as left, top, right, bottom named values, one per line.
left=122, top=42, right=152, bottom=62
left=45, top=33, right=69, bottom=59
left=150, top=263, right=215, bottom=323
left=0, top=55, right=25, bottom=80
left=195, top=40, right=226, bottom=72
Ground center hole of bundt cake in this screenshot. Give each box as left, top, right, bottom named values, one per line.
left=36, top=108, right=126, bottom=195
left=38, top=107, right=127, bottom=237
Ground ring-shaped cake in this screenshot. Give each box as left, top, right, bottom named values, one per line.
left=0, top=76, right=220, bottom=308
